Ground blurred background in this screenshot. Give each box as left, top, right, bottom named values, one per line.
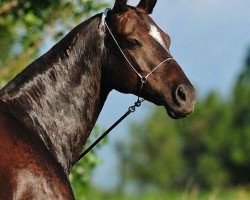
left=1, top=0, right=250, bottom=199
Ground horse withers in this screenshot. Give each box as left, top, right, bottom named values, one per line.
left=0, top=0, right=195, bottom=199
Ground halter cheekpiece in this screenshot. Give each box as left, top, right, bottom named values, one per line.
left=101, top=8, right=174, bottom=88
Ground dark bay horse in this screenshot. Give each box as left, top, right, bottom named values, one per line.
left=0, top=0, right=196, bottom=199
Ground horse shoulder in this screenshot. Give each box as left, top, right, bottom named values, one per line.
left=0, top=109, right=74, bottom=200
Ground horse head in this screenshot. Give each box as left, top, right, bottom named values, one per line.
left=104, top=0, right=196, bottom=119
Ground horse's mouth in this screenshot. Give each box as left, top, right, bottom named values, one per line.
left=164, top=104, right=195, bottom=119
left=166, top=108, right=189, bottom=119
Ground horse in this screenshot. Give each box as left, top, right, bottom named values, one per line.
left=0, top=0, right=196, bottom=199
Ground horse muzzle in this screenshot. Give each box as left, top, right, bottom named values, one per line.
left=165, top=83, right=196, bottom=119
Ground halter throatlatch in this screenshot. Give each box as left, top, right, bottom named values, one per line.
left=77, top=8, right=174, bottom=161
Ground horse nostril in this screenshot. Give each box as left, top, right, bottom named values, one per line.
left=172, top=84, right=196, bottom=116
left=177, top=86, right=187, bottom=102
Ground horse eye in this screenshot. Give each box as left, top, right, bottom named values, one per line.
left=127, top=39, right=141, bottom=49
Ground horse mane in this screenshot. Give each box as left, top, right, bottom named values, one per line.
left=0, top=13, right=106, bottom=173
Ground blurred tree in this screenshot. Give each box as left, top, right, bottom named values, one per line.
left=117, top=48, right=250, bottom=191
left=229, top=47, right=250, bottom=184
left=119, top=93, right=232, bottom=190
left=182, top=92, right=232, bottom=188
left=0, top=0, right=109, bottom=198
left=236, top=48, right=250, bottom=85
left=117, top=107, right=187, bottom=190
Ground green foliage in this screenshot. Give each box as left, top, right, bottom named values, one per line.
left=229, top=48, right=250, bottom=184
left=117, top=48, right=250, bottom=190
left=70, top=125, right=106, bottom=198
left=124, top=107, right=186, bottom=189
left=0, top=26, right=14, bottom=65
left=63, top=186, right=250, bottom=200
left=182, top=93, right=232, bottom=188
left=70, top=153, right=100, bottom=198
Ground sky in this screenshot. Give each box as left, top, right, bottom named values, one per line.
left=90, top=0, right=250, bottom=190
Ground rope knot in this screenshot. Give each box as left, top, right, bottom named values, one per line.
left=141, top=76, right=147, bottom=84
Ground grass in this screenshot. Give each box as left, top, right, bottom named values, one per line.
left=75, top=187, right=250, bottom=200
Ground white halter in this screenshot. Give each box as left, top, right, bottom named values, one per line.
left=101, top=8, right=174, bottom=83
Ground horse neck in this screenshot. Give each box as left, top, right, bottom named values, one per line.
left=0, top=14, right=110, bottom=175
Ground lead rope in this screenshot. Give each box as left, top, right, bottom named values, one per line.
left=77, top=8, right=173, bottom=161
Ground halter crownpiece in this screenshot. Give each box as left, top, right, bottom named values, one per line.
left=101, top=8, right=111, bottom=27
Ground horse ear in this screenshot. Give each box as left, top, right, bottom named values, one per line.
left=113, top=0, right=128, bottom=13
left=137, top=0, right=157, bottom=14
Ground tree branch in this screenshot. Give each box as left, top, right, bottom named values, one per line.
left=0, top=38, right=42, bottom=79
left=0, top=14, right=59, bottom=83
left=0, top=0, right=19, bottom=15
